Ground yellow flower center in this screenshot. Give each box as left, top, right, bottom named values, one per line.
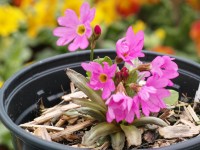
left=99, top=73, right=108, bottom=83
left=77, top=24, right=86, bottom=35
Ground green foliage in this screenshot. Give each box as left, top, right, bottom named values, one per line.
left=0, top=123, right=13, bottom=150
left=66, top=69, right=106, bottom=109
left=93, top=56, right=113, bottom=66
left=164, top=90, right=179, bottom=106
left=0, top=33, right=32, bottom=81
left=82, top=122, right=121, bottom=146
left=125, top=70, right=138, bottom=97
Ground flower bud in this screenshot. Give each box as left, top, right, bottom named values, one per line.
left=94, top=25, right=101, bottom=40
left=121, top=67, right=129, bottom=80
left=116, top=82, right=126, bottom=93
left=94, top=25, right=101, bottom=35
left=115, top=56, right=123, bottom=64
left=137, top=63, right=151, bottom=72
left=129, top=83, right=141, bottom=92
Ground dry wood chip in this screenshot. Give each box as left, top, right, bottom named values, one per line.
left=180, top=119, right=197, bottom=128
left=34, top=127, right=52, bottom=141
left=62, top=91, right=87, bottom=102
left=153, top=139, right=177, bottom=148
left=51, top=119, right=94, bottom=140
left=187, top=105, right=200, bottom=122
left=34, top=103, right=80, bottom=124
left=63, top=134, right=80, bottom=142
left=159, top=124, right=200, bottom=139
left=20, top=124, right=64, bottom=131
left=159, top=109, right=171, bottom=120
left=143, top=131, right=156, bottom=143
left=55, top=117, right=66, bottom=127
left=183, top=106, right=194, bottom=122
left=68, top=117, right=78, bottom=125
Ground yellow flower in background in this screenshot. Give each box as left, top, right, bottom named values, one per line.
left=0, top=80, right=3, bottom=88
left=61, top=0, right=84, bottom=16
left=17, top=0, right=35, bottom=9
left=20, top=0, right=58, bottom=38
left=154, top=28, right=166, bottom=40
left=93, top=0, right=118, bottom=26
left=139, top=0, right=160, bottom=5
left=0, top=5, right=25, bottom=37
left=132, top=20, right=146, bottom=33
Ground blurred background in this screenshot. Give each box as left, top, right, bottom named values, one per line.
left=0, top=0, right=200, bottom=149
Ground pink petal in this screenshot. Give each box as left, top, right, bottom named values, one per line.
left=130, top=31, right=144, bottom=51
left=85, top=22, right=93, bottom=37
left=126, top=26, right=135, bottom=44
left=58, top=10, right=79, bottom=27
left=125, top=111, right=134, bottom=123
left=53, top=27, right=76, bottom=37
left=79, top=36, right=89, bottom=49
left=80, top=2, right=96, bottom=23
left=106, top=79, right=115, bottom=91
left=141, top=101, right=150, bottom=116
left=68, top=36, right=80, bottom=51
left=56, top=37, right=71, bottom=46
left=102, top=87, right=111, bottom=99
left=106, top=108, right=115, bottom=123
left=81, top=63, right=92, bottom=72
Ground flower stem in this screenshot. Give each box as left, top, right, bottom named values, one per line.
left=90, top=41, right=96, bottom=61
left=90, top=47, right=94, bottom=61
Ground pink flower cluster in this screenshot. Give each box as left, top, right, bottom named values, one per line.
left=54, top=2, right=179, bottom=124
left=82, top=26, right=179, bottom=123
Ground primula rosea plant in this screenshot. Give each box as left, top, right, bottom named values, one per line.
left=53, top=2, right=179, bottom=149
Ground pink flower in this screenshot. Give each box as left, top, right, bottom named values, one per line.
left=81, top=62, right=117, bottom=99
left=116, top=26, right=144, bottom=64
left=106, top=92, right=139, bottom=123
left=133, top=75, right=170, bottom=116
left=53, top=2, right=95, bottom=51
left=151, top=56, right=179, bottom=86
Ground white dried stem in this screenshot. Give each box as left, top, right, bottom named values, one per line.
left=20, top=124, right=64, bottom=131
left=34, top=103, right=80, bottom=124
left=34, top=127, right=52, bottom=141
left=51, top=119, right=94, bottom=140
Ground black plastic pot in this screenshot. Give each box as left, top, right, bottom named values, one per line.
left=0, top=50, right=200, bottom=150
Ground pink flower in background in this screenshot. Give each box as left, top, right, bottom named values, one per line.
left=81, top=62, right=117, bottom=99
left=151, top=56, right=179, bottom=86
left=116, top=26, right=144, bottom=64
left=133, top=75, right=170, bottom=116
left=53, top=2, right=95, bottom=51
left=106, top=92, right=139, bottom=123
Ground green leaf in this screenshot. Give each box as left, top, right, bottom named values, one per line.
left=93, top=56, right=113, bottom=66
left=66, top=69, right=106, bottom=109
left=132, top=116, right=168, bottom=127
left=72, top=98, right=106, bottom=114
left=76, top=107, right=106, bottom=122
left=164, top=90, right=179, bottom=106
left=0, top=122, right=13, bottom=149
left=120, top=124, right=142, bottom=147
left=110, top=131, right=125, bottom=150
left=125, top=86, right=135, bottom=97
left=125, top=70, right=138, bottom=97
left=82, top=122, right=121, bottom=146
left=126, top=69, right=138, bottom=84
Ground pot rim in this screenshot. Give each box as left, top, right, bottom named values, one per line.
left=0, top=49, right=200, bottom=150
